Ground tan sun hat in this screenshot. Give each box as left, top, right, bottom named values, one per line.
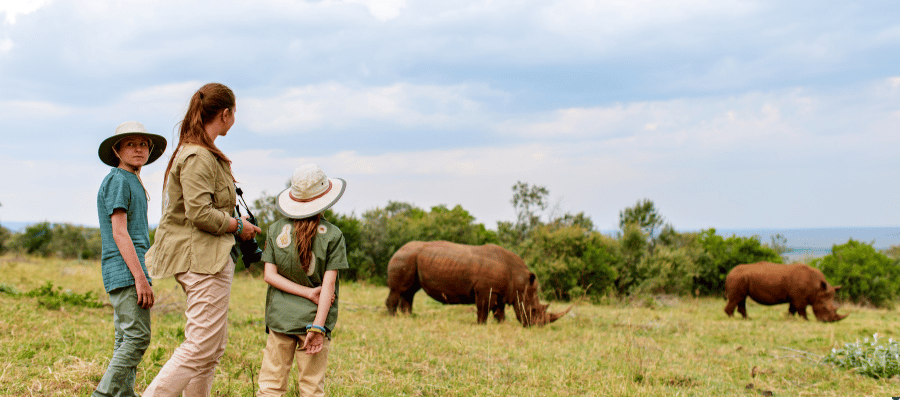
left=98, top=121, right=167, bottom=167
left=276, top=164, right=346, bottom=219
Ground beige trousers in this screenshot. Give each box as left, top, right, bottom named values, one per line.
left=257, top=330, right=330, bottom=397
left=143, top=259, right=234, bottom=397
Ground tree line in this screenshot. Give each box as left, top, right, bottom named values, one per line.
left=2, top=184, right=899, bottom=307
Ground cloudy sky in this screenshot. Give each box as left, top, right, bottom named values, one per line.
left=1, top=0, right=899, bottom=232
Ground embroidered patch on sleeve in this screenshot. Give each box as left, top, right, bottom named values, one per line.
left=276, top=224, right=292, bottom=248
left=317, top=225, right=327, bottom=234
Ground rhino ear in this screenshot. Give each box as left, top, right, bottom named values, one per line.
left=820, top=281, right=827, bottom=291
left=529, top=272, right=537, bottom=285
left=833, top=285, right=842, bottom=291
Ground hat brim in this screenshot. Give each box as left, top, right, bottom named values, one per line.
left=276, top=178, right=346, bottom=219
left=98, top=132, right=167, bottom=167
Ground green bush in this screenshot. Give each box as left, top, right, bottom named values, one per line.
left=694, top=229, right=782, bottom=296
left=523, top=224, right=619, bottom=302
left=356, top=201, right=493, bottom=285
left=810, top=239, right=900, bottom=308
left=614, top=223, right=648, bottom=295
left=13, top=221, right=52, bottom=255
left=7, top=222, right=102, bottom=260
left=0, top=225, right=11, bottom=255
left=823, top=334, right=900, bottom=379
left=633, top=246, right=701, bottom=296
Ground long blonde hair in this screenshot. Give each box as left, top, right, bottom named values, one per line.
left=162, top=83, right=236, bottom=190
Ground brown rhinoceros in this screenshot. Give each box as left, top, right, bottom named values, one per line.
left=724, top=261, right=847, bottom=322
left=385, top=241, right=571, bottom=327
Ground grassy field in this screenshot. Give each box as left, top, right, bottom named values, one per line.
left=0, top=254, right=897, bottom=396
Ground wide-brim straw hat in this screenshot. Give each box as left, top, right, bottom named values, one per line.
left=276, top=164, right=346, bottom=219
left=98, top=121, right=167, bottom=167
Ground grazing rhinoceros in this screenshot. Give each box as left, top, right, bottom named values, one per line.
left=724, top=261, right=847, bottom=322
left=385, top=241, right=571, bottom=327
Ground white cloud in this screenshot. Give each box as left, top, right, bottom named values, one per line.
left=0, top=99, right=75, bottom=119
left=0, top=37, right=12, bottom=53
left=241, top=82, right=502, bottom=134
left=0, top=0, right=50, bottom=24
left=342, top=0, right=406, bottom=21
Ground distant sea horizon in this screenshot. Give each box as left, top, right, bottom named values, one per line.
left=601, top=227, right=900, bottom=262
left=3, top=221, right=898, bottom=262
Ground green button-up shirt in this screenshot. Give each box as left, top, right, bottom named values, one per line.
left=262, top=218, right=349, bottom=338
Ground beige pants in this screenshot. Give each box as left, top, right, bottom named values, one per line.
left=257, top=330, right=330, bottom=397
left=143, top=259, right=234, bottom=397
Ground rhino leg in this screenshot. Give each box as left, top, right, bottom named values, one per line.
left=386, top=283, right=420, bottom=315
left=386, top=291, right=401, bottom=315
left=475, top=291, right=501, bottom=324
left=788, top=303, right=797, bottom=316
left=736, top=299, right=748, bottom=318
left=398, top=290, right=417, bottom=314
left=792, top=302, right=809, bottom=320
left=724, top=299, right=737, bottom=317
left=475, top=300, right=489, bottom=324
left=725, top=297, right=748, bottom=318
left=493, top=303, right=506, bottom=323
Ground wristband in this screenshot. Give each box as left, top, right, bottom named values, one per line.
left=305, top=324, right=327, bottom=334
left=235, top=217, right=243, bottom=235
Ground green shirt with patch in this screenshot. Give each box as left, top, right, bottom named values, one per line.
left=261, top=218, right=349, bottom=338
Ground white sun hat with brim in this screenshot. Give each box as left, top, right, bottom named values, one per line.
left=98, top=121, right=167, bottom=167
left=276, top=164, right=346, bottom=219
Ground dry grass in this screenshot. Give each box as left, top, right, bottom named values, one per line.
left=0, top=254, right=898, bottom=396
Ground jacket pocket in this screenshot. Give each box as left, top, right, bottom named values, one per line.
left=212, top=183, right=234, bottom=209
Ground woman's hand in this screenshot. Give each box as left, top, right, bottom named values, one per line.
left=237, top=215, right=261, bottom=241
left=303, top=331, right=325, bottom=355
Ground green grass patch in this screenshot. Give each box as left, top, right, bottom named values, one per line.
left=0, top=254, right=898, bottom=396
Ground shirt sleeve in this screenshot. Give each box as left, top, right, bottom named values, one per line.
left=180, top=153, right=231, bottom=235
left=261, top=223, right=276, bottom=264
left=326, top=233, right=350, bottom=271
left=102, top=173, right=130, bottom=217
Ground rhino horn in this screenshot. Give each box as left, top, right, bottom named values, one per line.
left=832, top=312, right=849, bottom=322
left=547, top=305, right=573, bottom=324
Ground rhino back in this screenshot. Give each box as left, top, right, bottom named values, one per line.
left=730, top=262, right=794, bottom=304
left=416, top=242, right=511, bottom=304
left=733, top=262, right=826, bottom=305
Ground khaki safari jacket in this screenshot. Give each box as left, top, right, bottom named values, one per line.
left=146, top=144, right=236, bottom=279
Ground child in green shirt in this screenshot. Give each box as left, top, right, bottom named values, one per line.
left=93, top=121, right=166, bottom=397
left=257, top=164, right=348, bottom=396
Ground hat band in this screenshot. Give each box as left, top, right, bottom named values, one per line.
left=289, top=180, right=333, bottom=203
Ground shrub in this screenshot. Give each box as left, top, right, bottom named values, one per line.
left=0, top=225, right=11, bottom=255
left=523, top=225, right=619, bottom=302
left=6, top=222, right=102, bottom=260
left=694, top=229, right=782, bottom=296
left=614, top=223, right=648, bottom=295
left=356, top=201, right=492, bottom=285
left=810, top=239, right=900, bottom=308
left=633, top=246, right=701, bottom=296
left=823, top=334, right=900, bottom=379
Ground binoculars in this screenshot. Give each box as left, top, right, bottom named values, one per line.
left=234, top=187, right=263, bottom=266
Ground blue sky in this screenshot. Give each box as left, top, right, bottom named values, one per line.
left=1, top=0, right=899, bottom=232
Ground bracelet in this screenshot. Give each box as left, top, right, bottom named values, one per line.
left=235, top=217, right=243, bottom=235
left=305, top=324, right=327, bottom=335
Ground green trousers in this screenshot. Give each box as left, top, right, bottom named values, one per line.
left=92, top=285, right=151, bottom=397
